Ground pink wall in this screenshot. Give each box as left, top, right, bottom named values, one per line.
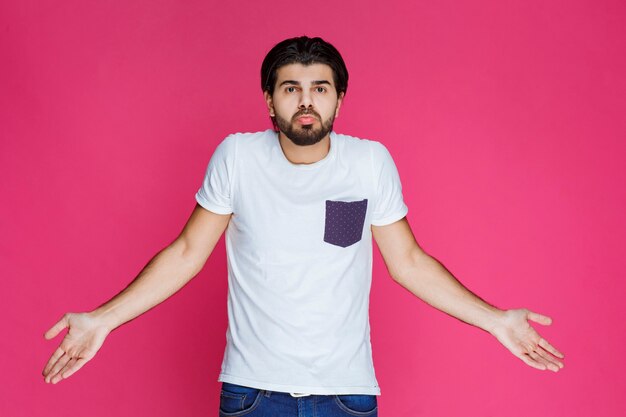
left=2, top=1, right=624, bottom=416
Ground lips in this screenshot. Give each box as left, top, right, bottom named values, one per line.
left=296, top=114, right=317, bottom=124
left=297, top=116, right=316, bottom=124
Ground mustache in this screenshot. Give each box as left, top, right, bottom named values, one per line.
left=293, top=110, right=320, bottom=119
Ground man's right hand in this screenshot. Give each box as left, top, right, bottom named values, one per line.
left=41, top=204, right=231, bottom=385
left=42, top=312, right=111, bottom=384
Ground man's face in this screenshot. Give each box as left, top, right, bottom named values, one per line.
left=264, top=63, right=344, bottom=146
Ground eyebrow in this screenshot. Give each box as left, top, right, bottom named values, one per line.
left=278, top=80, right=332, bottom=87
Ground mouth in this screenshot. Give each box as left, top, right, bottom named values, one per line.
left=296, top=114, right=317, bottom=125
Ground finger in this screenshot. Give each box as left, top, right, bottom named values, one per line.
left=45, top=354, right=71, bottom=383
left=42, top=347, right=66, bottom=377
left=52, top=357, right=78, bottom=384
left=536, top=345, right=564, bottom=369
left=518, top=352, right=546, bottom=370
left=526, top=311, right=552, bottom=326
left=44, top=314, right=70, bottom=340
left=533, top=349, right=561, bottom=372
left=538, top=337, right=565, bottom=359
left=59, top=357, right=88, bottom=380
left=527, top=351, right=552, bottom=370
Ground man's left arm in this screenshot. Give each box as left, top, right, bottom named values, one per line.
left=372, top=217, right=565, bottom=372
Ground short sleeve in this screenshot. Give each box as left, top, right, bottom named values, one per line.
left=370, top=141, right=409, bottom=226
left=195, top=135, right=236, bottom=215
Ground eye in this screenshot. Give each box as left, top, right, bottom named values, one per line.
left=315, top=87, right=326, bottom=93
left=286, top=86, right=297, bottom=93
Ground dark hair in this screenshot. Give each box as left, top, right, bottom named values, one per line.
left=261, top=36, right=349, bottom=97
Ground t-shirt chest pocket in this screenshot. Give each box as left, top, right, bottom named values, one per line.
left=323, top=198, right=368, bottom=248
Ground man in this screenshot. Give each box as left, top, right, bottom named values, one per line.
left=42, top=36, right=565, bottom=416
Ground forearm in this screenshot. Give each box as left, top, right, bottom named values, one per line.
left=90, top=239, right=204, bottom=332
left=395, top=252, right=505, bottom=333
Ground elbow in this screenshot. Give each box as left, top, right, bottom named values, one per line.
left=171, top=238, right=206, bottom=276
left=392, top=249, right=430, bottom=285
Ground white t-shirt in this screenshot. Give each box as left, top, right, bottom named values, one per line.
left=195, top=129, right=408, bottom=396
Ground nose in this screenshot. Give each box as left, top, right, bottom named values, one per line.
left=298, top=89, right=313, bottom=109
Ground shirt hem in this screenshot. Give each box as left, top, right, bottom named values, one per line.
left=371, top=206, right=408, bottom=226
left=218, top=373, right=381, bottom=396
left=195, top=193, right=233, bottom=215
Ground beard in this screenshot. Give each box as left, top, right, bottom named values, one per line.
left=274, top=108, right=336, bottom=146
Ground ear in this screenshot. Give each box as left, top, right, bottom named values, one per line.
left=263, top=91, right=275, bottom=116
left=334, top=91, right=345, bottom=118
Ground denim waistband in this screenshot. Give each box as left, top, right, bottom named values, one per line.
left=289, top=392, right=312, bottom=397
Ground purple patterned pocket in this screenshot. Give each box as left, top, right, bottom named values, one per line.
left=323, top=199, right=368, bottom=248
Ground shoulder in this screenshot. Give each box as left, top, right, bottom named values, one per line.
left=334, top=131, right=387, bottom=151
left=211, top=129, right=273, bottom=157
left=224, top=129, right=274, bottom=144
left=220, top=129, right=275, bottom=152
left=334, top=131, right=378, bottom=158
left=334, top=131, right=391, bottom=164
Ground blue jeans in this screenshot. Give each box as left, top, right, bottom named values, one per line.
left=219, top=382, right=378, bottom=416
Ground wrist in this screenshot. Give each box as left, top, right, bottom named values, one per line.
left=88, top=307, right=121, bottom=333
left=484, top=308, right=507, bottom=335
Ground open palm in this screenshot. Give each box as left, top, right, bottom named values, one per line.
left=42, top=312, right=111, bottom=384
left=490, top=308, right=565, bottom=372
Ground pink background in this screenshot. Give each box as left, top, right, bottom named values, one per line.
left=1, top=1, right=624, bottom=416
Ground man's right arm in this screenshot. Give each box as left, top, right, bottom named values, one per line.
left=42, top=203, right=231, bottom=384
left=92, top=203, right=231, bottom=331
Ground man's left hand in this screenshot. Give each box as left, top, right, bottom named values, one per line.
left=489, top=308, right=565, bottom=372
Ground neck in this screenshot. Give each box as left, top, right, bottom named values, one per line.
left=277, top=131, right=331, bottom=165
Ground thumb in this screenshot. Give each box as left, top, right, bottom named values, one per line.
left=526, top=310, right=552, bottom=326
left=44, top=314, right=70, bottom=340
